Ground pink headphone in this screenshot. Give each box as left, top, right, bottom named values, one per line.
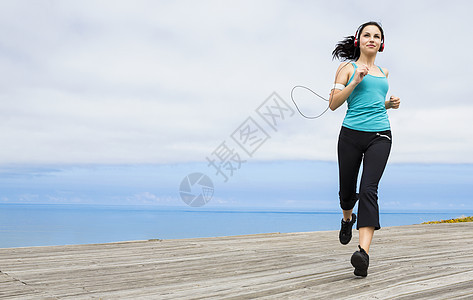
left=354, top=25, right=384, bottom=52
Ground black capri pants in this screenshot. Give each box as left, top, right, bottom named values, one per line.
left=337, top=126, right=392, bottom=230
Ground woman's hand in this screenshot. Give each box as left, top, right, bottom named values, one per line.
left=386, top=95, right=400, bottom=109
left=353, top=64, right=369, bottom=84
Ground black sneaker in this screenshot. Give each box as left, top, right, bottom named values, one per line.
left=351, top=245, right=369, bottom=277
left=339, top=213, right=356, bottom=245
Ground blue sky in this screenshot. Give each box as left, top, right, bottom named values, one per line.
left=0, top=1, right=472, bottom=211
left=1, top=162, right=472, bottom=211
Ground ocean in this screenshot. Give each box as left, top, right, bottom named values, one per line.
left=0, top=203, right=471, bottom=248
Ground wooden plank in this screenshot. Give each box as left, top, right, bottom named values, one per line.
left=0, top=223, right=472, bottom=299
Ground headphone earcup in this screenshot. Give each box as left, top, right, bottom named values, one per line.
left=353, top=28, right=360, bottom=48
left=379, top=42, right=384, bottom=52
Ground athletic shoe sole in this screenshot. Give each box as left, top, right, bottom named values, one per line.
left=351, top=251, right=368, bottom=277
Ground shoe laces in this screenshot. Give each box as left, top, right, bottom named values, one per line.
left=341, top=218, right=351, bottom=233
left=358, top=245, right=367, bottom=255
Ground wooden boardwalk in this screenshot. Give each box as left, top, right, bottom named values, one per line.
left=1, top=222, right=473, bottom=299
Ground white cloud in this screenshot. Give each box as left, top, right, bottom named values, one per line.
left=0, top=0, right=471, bottom=164
left=125, top=192, right=177, bottom=205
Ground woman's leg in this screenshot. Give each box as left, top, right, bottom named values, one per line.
left=351, top=137, right=391, bottom=276
left=337, top=130, right=363, bottom=214
left=357, top=138, right=392, bottom=251
left=343, top=209, right=353, bottom=222
left=337, top=128, right=363, bottom=244
left=359, top=226, right=375, bottom=253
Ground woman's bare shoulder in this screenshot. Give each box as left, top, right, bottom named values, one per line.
left=382, top=67, right=389, bottom=77
left=335, top=62, right=354, bottom=84
left=337, top=61, right=354, bottom=72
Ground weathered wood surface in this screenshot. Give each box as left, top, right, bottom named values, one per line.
left=1, top=222, right=473, bottom=299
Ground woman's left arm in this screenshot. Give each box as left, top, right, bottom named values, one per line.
left=383, top=68, right=401, bottom=109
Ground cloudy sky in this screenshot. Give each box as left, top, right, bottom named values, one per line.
left=1, top=0, right=472, bottom=209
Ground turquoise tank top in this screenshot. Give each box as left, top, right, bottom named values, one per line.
left=342, top=62, right=390, bottom=132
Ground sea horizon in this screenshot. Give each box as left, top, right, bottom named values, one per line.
left=1, top=203, right=472, bottom=249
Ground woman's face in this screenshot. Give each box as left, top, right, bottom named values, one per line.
left=359, top=25, right=383, bottom=53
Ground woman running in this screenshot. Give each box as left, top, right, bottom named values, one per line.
left=330, top=21, right=401, bottom=277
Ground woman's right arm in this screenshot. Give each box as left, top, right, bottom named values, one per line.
left=329, top=63, right=368, bottom=111
left=329, top=81, right=357, bottom=111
